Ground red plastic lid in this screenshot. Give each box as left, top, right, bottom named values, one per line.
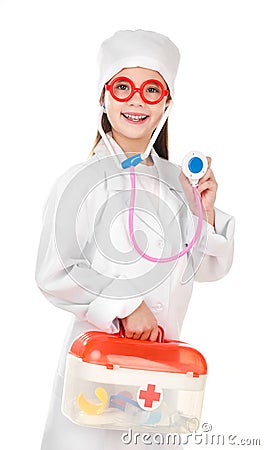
left=70, top=331, right=207, bottom=377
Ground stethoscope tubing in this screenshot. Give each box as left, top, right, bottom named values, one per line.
left=128, top=166, right=203, bottom=262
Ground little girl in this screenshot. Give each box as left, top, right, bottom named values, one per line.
left=35, top=29, right=234, bottom=450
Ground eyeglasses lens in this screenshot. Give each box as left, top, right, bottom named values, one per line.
left=112, top=79, right=164, bottom=103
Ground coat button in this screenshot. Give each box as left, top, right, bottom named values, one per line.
left=157, top=240, right=164, bottom=249
left=154, top=302, right=164, bottom=311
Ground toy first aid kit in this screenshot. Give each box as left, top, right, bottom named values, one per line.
left=62, top=327, right=207, bottom=433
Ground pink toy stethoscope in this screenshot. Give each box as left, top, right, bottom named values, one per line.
left=98, top=78, right=208, bottom=262
left=127, top=153, right=207, bottom=263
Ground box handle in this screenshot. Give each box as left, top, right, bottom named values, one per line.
left=118, top=320, right=165, bottom=343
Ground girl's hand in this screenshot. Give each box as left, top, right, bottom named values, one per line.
left=179, top=156, right=218, bottom=227
left=120, top=301, right=158, bottom=341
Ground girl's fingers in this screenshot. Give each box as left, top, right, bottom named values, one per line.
left=197, top=179, right=218, bottom=194
left=124, top=329, right=134, bottom=338
left=131, top=331, right=142, bottom=339
left=149, top=327, right=159, bottom=342
left=130, top=326, right=158, bottom=341
left=140, top=329, right=152, bottom=341
left=206, top=156, right=212, bottom=168
left=199, top=167, right=215, bottom=184
left=130, top=327, right=152, bottom=340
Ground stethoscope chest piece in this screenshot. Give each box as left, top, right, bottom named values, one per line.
left=182, top=151, right=208, bottom=186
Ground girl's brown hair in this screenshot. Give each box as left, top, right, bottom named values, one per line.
left=89, top=113, right=169, bottom=160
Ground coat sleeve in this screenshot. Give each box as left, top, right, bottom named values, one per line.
left=189, top=207, right=235, bottom=281
left=35, top=163, right=144, bottom=333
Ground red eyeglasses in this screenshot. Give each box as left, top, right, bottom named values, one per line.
left=105, top=77, right=169, bottom=105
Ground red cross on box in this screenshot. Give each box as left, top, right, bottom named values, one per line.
left=137, top=384, right=163, bottom=410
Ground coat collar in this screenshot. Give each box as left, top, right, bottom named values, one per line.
left=93, top=133, right=183, bottom=194
left=93, top=135, right=185, bottom=234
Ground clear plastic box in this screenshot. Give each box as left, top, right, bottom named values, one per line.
left=62, top=329, right=207, bottom=433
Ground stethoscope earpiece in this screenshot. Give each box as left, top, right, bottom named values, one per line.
left=182, top=151, right=208, bottom=186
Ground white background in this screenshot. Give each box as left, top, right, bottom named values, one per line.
left=0, top=0, right=263, bottom=448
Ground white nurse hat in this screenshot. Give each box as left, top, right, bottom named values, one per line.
left=97, top=29, right=180, bottom=100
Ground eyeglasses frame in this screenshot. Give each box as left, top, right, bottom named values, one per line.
left=105, top=76, right=169, bottom=105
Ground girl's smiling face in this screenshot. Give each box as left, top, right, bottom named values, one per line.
left=103, top=67, right=170, bottom=155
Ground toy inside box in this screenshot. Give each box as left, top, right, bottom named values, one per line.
left=62, top=328, right=207, bottom=433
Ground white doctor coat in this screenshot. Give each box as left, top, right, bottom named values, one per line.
left=35, top=135, right=235, bottom=449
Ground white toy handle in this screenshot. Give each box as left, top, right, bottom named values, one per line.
left=182, top=151, right=208, bottom=186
